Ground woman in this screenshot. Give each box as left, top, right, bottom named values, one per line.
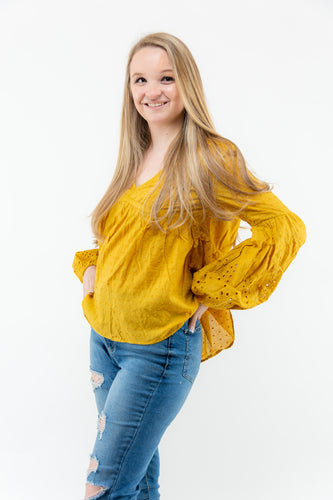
left=72, top=32, right=306, bottom=500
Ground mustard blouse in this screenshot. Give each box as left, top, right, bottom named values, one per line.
left=72, top=161, right=306, bottom=363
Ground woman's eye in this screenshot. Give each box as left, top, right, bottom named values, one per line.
left=133, top=76, right=174, bottom=84
left=135, top=76, right=175, bottom=83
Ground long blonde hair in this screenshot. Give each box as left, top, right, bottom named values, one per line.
left=90, top=32, right=270, bottom=244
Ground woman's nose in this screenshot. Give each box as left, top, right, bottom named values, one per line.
left=145, top=83, right=162, bottom=99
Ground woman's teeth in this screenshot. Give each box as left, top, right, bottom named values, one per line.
left=145, top=102, right=167, bottom=107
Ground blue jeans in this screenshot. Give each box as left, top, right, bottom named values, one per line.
left=85, top=318, right=203, bottom=500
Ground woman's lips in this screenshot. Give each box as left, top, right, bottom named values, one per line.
left=144, top=102, right=168, bottom=108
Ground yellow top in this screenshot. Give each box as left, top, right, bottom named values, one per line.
left=72, top=156, right=306, bottom=363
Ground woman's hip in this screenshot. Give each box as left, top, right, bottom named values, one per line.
left=90, top=318, right=203, bottom=387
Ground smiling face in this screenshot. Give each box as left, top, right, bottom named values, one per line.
left=129, top=46, right=185, bottom=129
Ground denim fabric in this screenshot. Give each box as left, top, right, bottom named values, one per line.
left=86, top=317, right=202, bottom=500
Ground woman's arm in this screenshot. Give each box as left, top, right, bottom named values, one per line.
left=72, top=248, right=99, bottom=284
left=191, top=188, right=306, bottom=310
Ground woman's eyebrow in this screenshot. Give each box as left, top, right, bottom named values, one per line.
left=131, top=69, right=174, bottom=78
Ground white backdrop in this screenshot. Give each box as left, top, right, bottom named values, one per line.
left=1, top=0, right=332, bottom=499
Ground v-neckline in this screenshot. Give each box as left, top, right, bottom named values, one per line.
left=132, top=169, right=162, bottom=189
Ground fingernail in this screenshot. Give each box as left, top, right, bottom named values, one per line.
left=189, top=327, right=195, bottom=333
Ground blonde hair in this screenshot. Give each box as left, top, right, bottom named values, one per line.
left=90, top=32, right=270, bottom=244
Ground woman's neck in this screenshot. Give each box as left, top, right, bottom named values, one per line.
left=148, top=120, right=182, bottom=155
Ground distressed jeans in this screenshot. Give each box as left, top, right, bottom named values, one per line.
left=85, top=317, right=203, bottom=500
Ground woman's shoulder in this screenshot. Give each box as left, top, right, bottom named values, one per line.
left=205, top=135, right=240, bottom=154
left=201, top=135, right=244, bottom=183
left=203, top=136, right=244, bottom=180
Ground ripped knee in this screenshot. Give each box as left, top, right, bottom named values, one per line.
left=85, top=482, right=107, bottom=499
left=86, top=456, right=108, bottom=499
left=90, top=369, right=104, bottom=390
left=97, top=411, right=106, bottom=440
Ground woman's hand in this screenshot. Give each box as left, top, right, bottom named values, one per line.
left=188, top=303, right=208, bottom=332
left=83, top=265, right=96, bottom=299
